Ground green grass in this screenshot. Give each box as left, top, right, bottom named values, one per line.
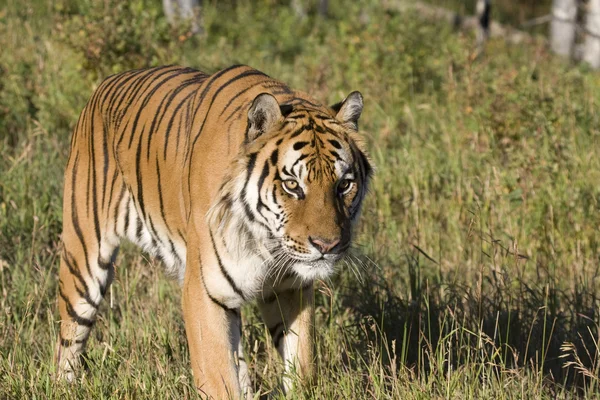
left=2, top=0, right=600, bottom=398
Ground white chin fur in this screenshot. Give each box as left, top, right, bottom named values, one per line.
left=291, top=259, right=336, bottom=281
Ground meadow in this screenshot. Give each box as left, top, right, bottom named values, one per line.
left=1, top=0, right=600, bottom=398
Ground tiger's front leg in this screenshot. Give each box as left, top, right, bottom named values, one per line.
left=182, top=231, right=242, bottom=399
left=258, top=284, right=315, bottom=393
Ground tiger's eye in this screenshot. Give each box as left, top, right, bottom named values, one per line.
left=283, top=180, right=299, bottom=191
left=338, top=179, right=354, bottom=195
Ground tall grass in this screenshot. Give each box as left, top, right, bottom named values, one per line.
left=1, top=0, right=600, bottom=398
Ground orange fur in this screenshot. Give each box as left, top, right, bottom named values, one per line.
left=56, top=65, right=372, bottom=398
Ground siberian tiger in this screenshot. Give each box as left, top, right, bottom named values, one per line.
left=56, top=65, right=372, bottom=398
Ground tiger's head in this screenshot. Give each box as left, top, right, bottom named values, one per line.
left=216, top=91, right=372, bottom=282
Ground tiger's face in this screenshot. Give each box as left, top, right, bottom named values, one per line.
left=238, top=92, right=372, bottom=281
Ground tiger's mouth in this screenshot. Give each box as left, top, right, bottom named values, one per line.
left=295, top=258, right=337, bottom=281
left=287, top=252, right=342, bottom=264
left=280, top=243, right=344, bottom=262
left=276, top=244, right=346, bottom=281
left=261, top=234, right=350, bottom=281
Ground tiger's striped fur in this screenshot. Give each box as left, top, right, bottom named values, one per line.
left=56, top=64, right=372, bottom=398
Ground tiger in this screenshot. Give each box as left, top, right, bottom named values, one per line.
left=56, top=64, right=372, bottom=398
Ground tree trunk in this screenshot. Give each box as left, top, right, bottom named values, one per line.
left=476, top=0, right=491, bottom=47
left=318, top=0, right=329, bottom=17
left=583, top=0, right=600, bottom=68
left=163, top=0, right=203, bottom=35
left=292, top=0, right=329, bottom=18
left=292, top=0, right=306, bottom=19
left=550, top=0, right=577, bottom=58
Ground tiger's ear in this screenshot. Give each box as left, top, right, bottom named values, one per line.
left=247, top=93, right=282, bottom=142
left=331, top=91, right=363, bottom=131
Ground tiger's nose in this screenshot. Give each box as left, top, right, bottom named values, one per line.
left=308, top=236, right=341, bottom=254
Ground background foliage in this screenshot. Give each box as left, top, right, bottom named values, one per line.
left=1, top=0, right=600, bottom=398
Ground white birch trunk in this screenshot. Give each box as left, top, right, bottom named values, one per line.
left=584, top=0, right=600, bottom=68
left=476, top=0, right=491, bottom=47
left=550, top=0, right=577, bottom=58
left=292, top=0, right=306, bottom=19
left=292, top=0, right=329, bottom=18
left=163, top=0, right=202, bottom=34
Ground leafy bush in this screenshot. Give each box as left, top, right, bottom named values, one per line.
left=54, top=0, right=183, bottom=75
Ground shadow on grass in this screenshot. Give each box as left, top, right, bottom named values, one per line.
left=339, top=245, right=600, bottom=395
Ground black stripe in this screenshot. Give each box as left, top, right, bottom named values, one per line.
left=224, top=103, right=244, bottom=123
left=100, top=125, right=110, bottom=209
left=163, top=90, right=197, bottom=160
left=255, top=160, right=282, bottom=219
left=105, top=168, right=120, bottom=216
left=74, top=284, right=98, bottom=310
left=113, top=183, right=127, bottom=235
left=146, top=74, right=200, bottom=161
left=168, top=238, right=183, bottom=265
left=104, top=68, right=152, bottom=118
left=123, top=198, right=131, bottom=236
left=193, top=65, right=247, bottom=115
left=113, top=68, right=175, bottom=147
left=125, top=67, right=196, bottom=150
left=87, top=92, right=102, bottom=246
left=246, top=152, right=257, bottom=175
left=291, top=154, right=309, bottom=171
left=182, top=65, right=251, bottom=201
left=290, top=127, right=305, bottom=138
left=155, top=157, right=172, bottom=234
left=147, top=215, right=164, bottom=248
left=272, top=183, right=278, bottom=206
left=218, top=81, right=265, bottom=117
left=207, top=294, right=236, bottom=313
left=62, top=250, right=99, bottom=309
left=177, top=229, right=186, bottom=245
left=243, top=200, right=255, bottom=223
left=186, top=69, right=268, bottom=193
left=293, top=141, right=309, bottom=150
left=69, top=154, right=93, bottom=278
left=292, top=97, right=322, bottom=109
left=199, top=263, right=237, bottom=314
left=209, top=230, right=246, bottom=300
left=286, top=114, right=307, bottom=120
left=134, top=123, right=148, bottom=220
left=176, top=96, right=194, bottom=156
left=97, top=256, right=111, bottom=270
left=256, top=160, right=270, bottom=193
left=59, top=335, right=86, bottom=347
left=59, top=288, right=94, bottom=327
left=241, top=153, right=258, bottom=223
left=314, top=123, right=325, bottom=133
left=135, top=216, right=143, bottom=240
left=191, top=68, right=267, bottom=145
left=187, top=64, right=248, bottom=141
left=328, top=139, right=342, bottom=149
